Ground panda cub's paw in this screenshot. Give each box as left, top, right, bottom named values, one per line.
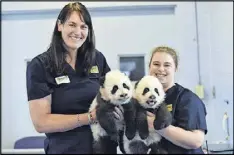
left=154, top=103, right=172, bottom=130
left=139, top=129, right=149, bottom=140
left=125, top=127, right=136, bottom=140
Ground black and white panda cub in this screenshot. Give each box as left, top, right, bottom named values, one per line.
left=123, top=75, right=172, bottom=154
left=89, top=70, right=136, bottom=153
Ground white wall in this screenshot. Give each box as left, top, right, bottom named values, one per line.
left=197, top=2, right=233, bottom=145
left=93, top=15, right=177, bottom=71
left=2, top=1, right=233, bottom=149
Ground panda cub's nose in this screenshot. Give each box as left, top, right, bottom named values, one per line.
left=120, top=93, right=127, bottom=98
left=149, top=95, right=156, bottom=99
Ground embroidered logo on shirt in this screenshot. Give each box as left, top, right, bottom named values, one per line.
left=167, top=104, right=172, bottom=112
left=55, top=75, right=70, bottom=85
left=90, top=66, right=99, bottom=73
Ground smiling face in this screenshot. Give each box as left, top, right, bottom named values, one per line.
left=58, top=11, right=88, bottom=52
left=149, top=51, right=177, bottom=91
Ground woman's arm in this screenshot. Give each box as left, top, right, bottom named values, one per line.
left=147, top=111, right=205, bottom=150
left=29, top=95, right=96, bottom=133
left=149, top=88, right=207, bottom=150
left=157, top=125, right=205, bottom=149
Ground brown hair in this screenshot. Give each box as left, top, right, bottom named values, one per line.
left=149, top=46, right=179, bottom=69
left=46, top=2, right=95, bottom=76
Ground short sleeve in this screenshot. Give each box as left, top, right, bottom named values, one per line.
left=26, top=58, right=53, bottom=101
left=102, top=55, right=111, bottom=76
left=174, top=90, right=208, bottom=134
left=96, top=50, right=110, bottom=76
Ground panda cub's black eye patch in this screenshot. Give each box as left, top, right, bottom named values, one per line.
left=123, top=83, right=129, bottom=90
left=155, top=88, right=159, bottom=95
left=143, top=88, right=150, bottom=95
left=111, top=85, right=118, bottom=94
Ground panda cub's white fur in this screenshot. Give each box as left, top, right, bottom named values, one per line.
left=89, top=97, right=107, bottom=141
left=89, top=70, right=134, bottom=153
left=123, top=75, right=166, bottom=154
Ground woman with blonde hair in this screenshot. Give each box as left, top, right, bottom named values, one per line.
left=146, top=46, right=208, bottom=154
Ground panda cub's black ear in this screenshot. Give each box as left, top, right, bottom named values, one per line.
left=99, top=76, right=105, bottom=88
left=135, top=81, right=139, bottom=89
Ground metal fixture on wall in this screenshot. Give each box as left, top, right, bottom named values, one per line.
left=222, top=112, right=231, bottom=148
left=194, top=1, right=201, bottom=85
left=194, top=2, right=205, bottom=99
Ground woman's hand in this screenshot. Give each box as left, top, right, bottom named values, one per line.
left=90, top=105, right=124, bottom=124
left=153, top=103, right=172, bottom=130
left=113, top=105, right=124, bottom=121
left=89, top=108, right=97, bottom=122
left=147, top=111, right=156, bottom=130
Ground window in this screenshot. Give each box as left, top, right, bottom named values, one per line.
left=119, top=55, right=145, bottom=81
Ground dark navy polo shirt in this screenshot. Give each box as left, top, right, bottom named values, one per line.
left=160, top=83, right=208, bottom=154
left=26, top=49, right=111, bottom=154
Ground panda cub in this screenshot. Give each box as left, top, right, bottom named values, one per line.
left=89, top=70, right=136, bottom=153
left=123, top=75, right=172, bottom=154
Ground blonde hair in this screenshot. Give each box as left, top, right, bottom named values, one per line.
left=149, top=46, right=179, bottom=69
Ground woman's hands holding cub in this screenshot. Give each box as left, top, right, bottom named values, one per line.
left=147, top=103, right=172, bottom=130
